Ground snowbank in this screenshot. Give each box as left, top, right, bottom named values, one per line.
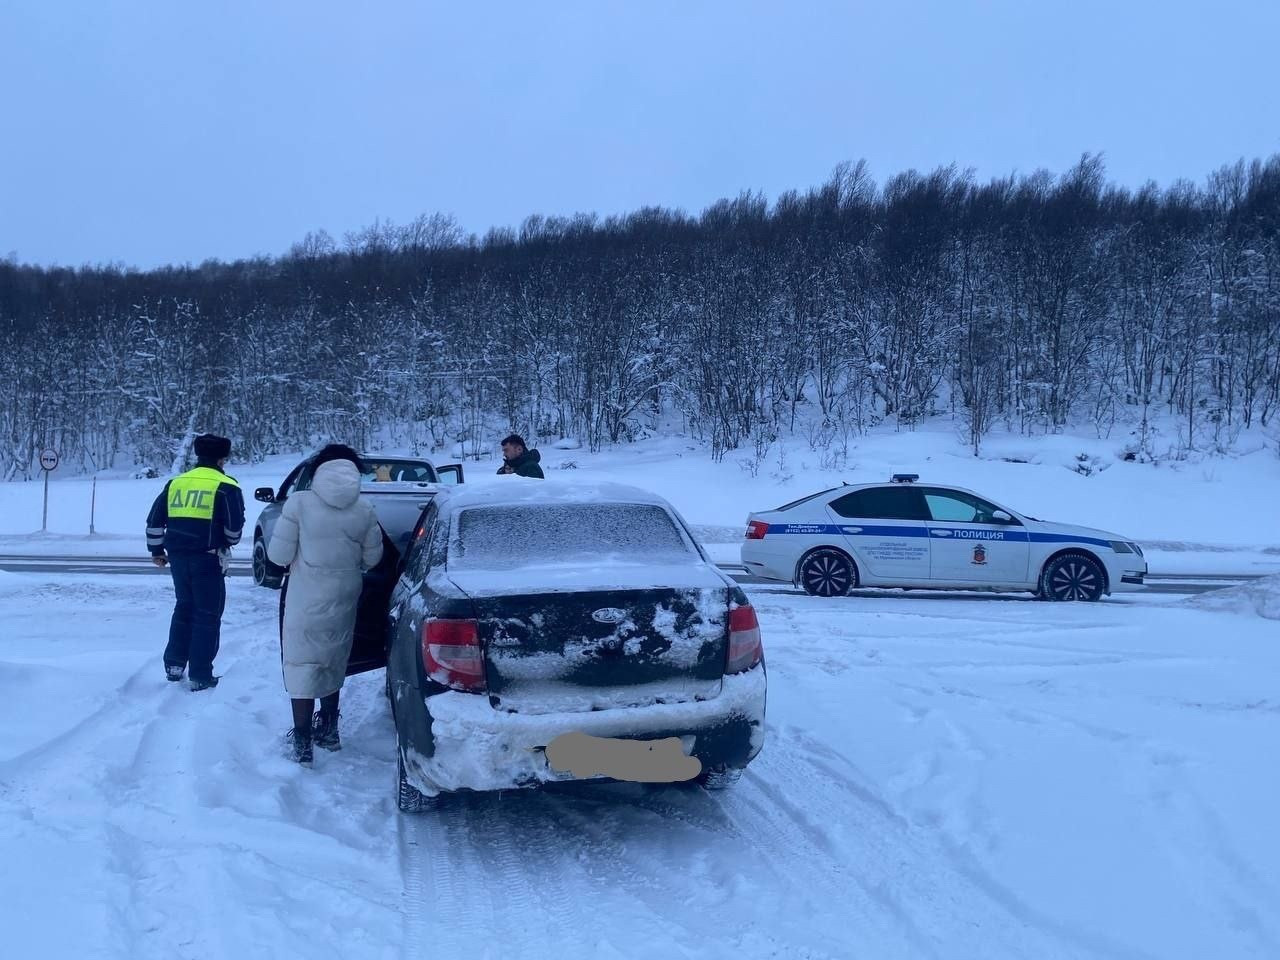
left=0, top=570, right=29, bottom=599
left=1188, top=573, right=1280, bottom=620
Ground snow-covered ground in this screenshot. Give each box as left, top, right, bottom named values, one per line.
left=2, top=569, right=1278, bottom=959
left=2, top=421, right=1279, bottom=577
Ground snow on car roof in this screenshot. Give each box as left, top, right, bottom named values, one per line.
left=438, top=478, right=675, bottom=511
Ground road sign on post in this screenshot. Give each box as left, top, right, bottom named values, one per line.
left=40, top=449, right=59, bottom=533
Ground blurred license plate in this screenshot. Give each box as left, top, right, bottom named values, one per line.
left=543, top=733, right=699, bottom=783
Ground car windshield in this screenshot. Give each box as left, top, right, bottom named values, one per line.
left=360, top=459, right=437, bottom=484
left=450, top=503, right=698, bottom=571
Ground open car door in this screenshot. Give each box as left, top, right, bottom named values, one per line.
left=347, top=527, right=400, bottom=676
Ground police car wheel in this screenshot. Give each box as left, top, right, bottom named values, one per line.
left=799, top=549, right=857, bottom=597
left=1042, top=553, right=1104, bottom=602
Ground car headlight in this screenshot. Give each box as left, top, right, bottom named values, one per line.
left=1110, top=541, right=1134, bottom=554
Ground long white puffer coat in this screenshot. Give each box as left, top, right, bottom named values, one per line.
left=268, top=459, right=383, bottom=698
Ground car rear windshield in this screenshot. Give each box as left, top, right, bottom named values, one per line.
left=774, top=487, right=837, bottom=511
left=360, top=459, right=438, bottom=484
left=450, top=503, right=698, bottom=570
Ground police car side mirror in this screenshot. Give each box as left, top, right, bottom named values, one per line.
left=991, top=509, right=1014, bottom=524
left=254, top=487, right=276, bottom=504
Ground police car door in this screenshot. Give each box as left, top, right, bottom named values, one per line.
left=921, top=488, right=1030, bottom=584
left=825, top=486, right=931, bottom=584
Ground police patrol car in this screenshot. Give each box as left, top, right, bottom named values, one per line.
left=741, top=474, right=1147, bottom=601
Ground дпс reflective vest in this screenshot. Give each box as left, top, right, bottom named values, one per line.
left=146, top=466, right=246, bottom=556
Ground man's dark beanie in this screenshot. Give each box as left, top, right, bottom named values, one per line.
left=194, top=434, right=232, bottom=461
left=501, top=434, right=527, bottom=449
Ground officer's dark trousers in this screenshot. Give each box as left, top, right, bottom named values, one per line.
left=164, top=551, right=226, bottom=682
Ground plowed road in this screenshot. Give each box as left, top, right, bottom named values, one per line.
left=0, top=553, right=1262, bottom=594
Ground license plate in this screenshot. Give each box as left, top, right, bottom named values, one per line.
left=544, top=732, right=701, bottom=783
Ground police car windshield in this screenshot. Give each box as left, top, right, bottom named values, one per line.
left=775, top=488, right=838, bottom=512
left=360, top=459, right=438, bottom=484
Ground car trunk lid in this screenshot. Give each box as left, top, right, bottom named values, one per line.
left=448, top=564, right=730, bottom=715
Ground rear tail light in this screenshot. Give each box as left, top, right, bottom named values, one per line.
left=726, top=604, right=763, bottom=674
left=745, top=520, right=769, bottom=541
left=421, top=619, right=486, bottom=693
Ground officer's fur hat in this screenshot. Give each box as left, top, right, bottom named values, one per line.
left=193, top=434, right=232, bottom=462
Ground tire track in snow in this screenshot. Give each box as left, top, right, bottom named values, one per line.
left=395, top=812, right=434, bottom=958
left=1143, top=759, right=1280, bottom=957
left=729, top=725, right=1114, bottom=960
left=396, top=796, right=503, bottom=958
left=470, top=793, right=586, bottom=947
left=724, top=747, right=944, bottom=959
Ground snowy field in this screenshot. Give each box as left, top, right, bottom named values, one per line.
left=2, top=423, right=1279, bottom=578
left=2, top=422, right=1279, bottom=957
left=2, top=568, right=1278, bottom=959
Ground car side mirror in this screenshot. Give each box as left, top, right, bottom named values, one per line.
left=436, top=464, right=464, bottom=485
left=254, top=487, right=276, bottom=503
left=992, top=509, right=1014, bottom=523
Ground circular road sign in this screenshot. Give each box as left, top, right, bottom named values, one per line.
left=39, top=449, right=60, bottom=471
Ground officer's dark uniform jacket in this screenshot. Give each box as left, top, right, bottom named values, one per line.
left=146, top=463, right=246, bottom=556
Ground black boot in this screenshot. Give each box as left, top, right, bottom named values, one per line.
left=313, top=691, right=341, bottom=751
left=165, top=664, right=185, bottom=682
left=189, top=676, right=219, bottom=692
left=288, top=698, right=315, bottom=764
left=285, top=728, right=313, bottom=765
left=312, top=711, right=341, bottom=752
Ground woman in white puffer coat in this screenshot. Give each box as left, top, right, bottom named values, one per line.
left=268, top=444, right=382, bottom=764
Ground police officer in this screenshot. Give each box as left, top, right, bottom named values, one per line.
left=145, top=434, right=245, bottom=691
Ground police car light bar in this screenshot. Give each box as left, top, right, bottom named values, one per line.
left=890, top=474, right=919, bottom=483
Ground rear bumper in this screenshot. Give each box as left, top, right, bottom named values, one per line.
left=1121, top=574, right=1145, bottom=586
left=740, top=542, right=797, bottom=583
left=404, top=667, right=767, bottom=796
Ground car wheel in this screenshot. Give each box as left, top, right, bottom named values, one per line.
left=397, top=745, right=435, bottom=813
left=252, top=537, right=282, bottom=590
left=799, top=549, right=856, bottom=597
left=697, top=765, right=743, bottom=790
left=1041, top=553, right=1105, bottom=602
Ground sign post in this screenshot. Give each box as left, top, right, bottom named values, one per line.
left=90, top=475, right=98, bottom=536
left=39, top=449, right=59, bottom=533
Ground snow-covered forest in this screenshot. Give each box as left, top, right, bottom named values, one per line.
left=2, top=154, right=1278, bottom=479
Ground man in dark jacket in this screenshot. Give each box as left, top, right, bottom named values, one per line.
left=145, top=434, right=245, bottom=691
left=497, top=434, right=544, bottom=478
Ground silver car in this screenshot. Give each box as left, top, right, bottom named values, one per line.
left=252, top=453, right=464, bottom=589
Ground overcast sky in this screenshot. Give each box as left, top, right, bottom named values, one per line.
left=2, top=0, right=1277, bottom=268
